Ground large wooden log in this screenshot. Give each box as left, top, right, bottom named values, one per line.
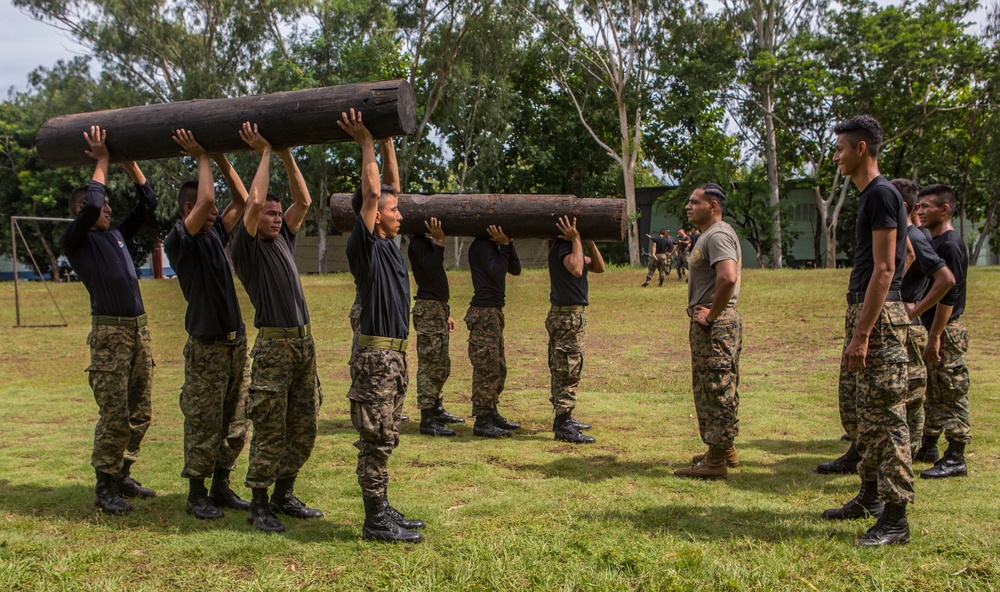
left=329, top=193, right=626, bottom=241
left=35, top=80, right=416, bottom=168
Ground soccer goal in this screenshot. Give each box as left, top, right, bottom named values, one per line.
left=10, top=216, right=71, bottom=328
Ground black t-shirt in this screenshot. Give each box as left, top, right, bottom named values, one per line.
left=921, top=229, right=967, bottom=327
left=408, top=235, right=449, bottom=302
left=163, top=217, right=243, bottom=338
left=848, top=176, right=907, bottom=294
left=690, top=232, right=701, bottom=247
left=60, top=180, right=157, bottom=317
left=651, top=235, right=670, bottom=256
left=469, top=237, right=521, bottom=308
left=548, top=239, right=588, bottom=306
left=230, top=219, right=309, bottom=329
left=664, top=237, right=676, bottom=252
left=352, top=217, right=410, bottom=339
left=677, top=236, right=692, bottom=253
left=900, top=224, right=945, bottom=304
left=346, top=231, right=361, bottom=306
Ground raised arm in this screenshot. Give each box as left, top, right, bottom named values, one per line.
left=172, top=129, right=215, bottom=236
left=380, top=137, right=400, bottom=194
left=556, top=216, right=586, bottom=278
left=585, top=240, right=605, bottom=273
left=239, top=122, right=273, bottom=238
left=278, top=148, right=311, bottom=234
left=338, top=109, right=380, bottom=232
left=213, top=153, right=249, bottom=233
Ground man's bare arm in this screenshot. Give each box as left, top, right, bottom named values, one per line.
left=279, top=148, right=312, bottom=234
left=239, top=122, right=273, bottom=238
left=213, top=153, right=249, bottom=233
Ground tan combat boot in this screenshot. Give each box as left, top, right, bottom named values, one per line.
left=675, top=446, right=729, bottom=480
left=691, top=446, right=740, bottom=468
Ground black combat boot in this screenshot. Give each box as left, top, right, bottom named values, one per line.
left=433, top=402, right=465, bottom=424
left=362, top=496, right=423, bottom=542
left=382, top=494, right=425, bottom=530
left=248, top=488, right=285, bottom=533
left=822, top=480, right=884, bottom=520
left=490, top=409, right=520, bottom=430
left=857, top=502, right=910, bottom=546
left=419, top=409, right=456, bottom=437
left=816, top=444, right=861, bottom=475
left=209, top=468, right=250, bottom=511
left=270, top=477, right=323, bottom=518
left=553, top=413, right=595, bottom=444
left=114, top=459, right=156, bottom=498
left=641, top=280, right=650, bottom=287
left=473, top=414, right=510, bottom=438
left=94, top=470, right=132, bottom=515
left=186, top=479, right=224, bottom=520
left=920, top=441, right=968, bottom=479
left=914, top=434, right=940, bottom=463
left=570, top=417, right=591, bottom=430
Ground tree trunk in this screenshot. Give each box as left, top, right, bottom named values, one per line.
left=824, top=175, right=851, bottom=269
left=970, top=181, right=999, bottom=265
left=315, top=164, right=328, bottom=274
left=329, top=193, right=626, bottom=240
left=762, top=85, right=782, bottom=269
left=36, top=80, right=417, bottom=167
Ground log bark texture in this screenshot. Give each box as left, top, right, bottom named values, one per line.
left=35, top=80, right=416, bottom=168
left=329, top=193, right=626, bottom=241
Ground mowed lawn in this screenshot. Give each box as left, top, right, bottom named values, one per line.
left=1, top=266, right=998, bottom=591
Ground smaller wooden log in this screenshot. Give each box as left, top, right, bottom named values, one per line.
left=35, top=80, right=415, bottom=168
left=328, top=193, right=626, bottom=241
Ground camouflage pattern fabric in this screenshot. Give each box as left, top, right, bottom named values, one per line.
left=904, top=323, right=928, bottom=452
left=244, top=335, right=321, bottom=490
left=179, top=334, right=251, bottom=479
left=645, top=253, right=669, bottom=283
left=676, top=251, right=689, bottom=275
left=924, top=319, right=971, bottom=445
left=546, top=310, right=586, bottom=414
left=412, top=299, right=451, bottom=410
left=347, top=347, right=407, bottom=498
left=87, top=324, right=154, bottom=475
left=464, top=306, right=506, bottom=417
left=349, top=301, right=361, bottom=353
left=837, top=302, right=915, bottom=505
left=688, top=308, right=741, bottom=448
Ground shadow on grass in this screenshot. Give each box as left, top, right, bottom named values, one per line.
left=512, top=454, right=673, bottom=482
left=584, top=502, right=853, bottom=543
left=0, top=479, right=356, bottom=542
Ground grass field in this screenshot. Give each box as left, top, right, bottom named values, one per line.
left=1, top=266, right=998, bottom=591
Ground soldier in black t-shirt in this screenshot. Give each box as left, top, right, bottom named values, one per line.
left=642, top=229, right=671, bottom=287
left=821, top=116, right=912, bottom=547
left=548, top=216, right=605, bottom=443
left=675, top=229, right=691, bottom=279
left=60, top=126, right=158, bottom=515
left=340, top=109, right=424, bottom=543
left=163, top=129, right=252, bottom=520
left=229, top=123, right=323, bottom=533
left=915, top=184, right=971, bottom=480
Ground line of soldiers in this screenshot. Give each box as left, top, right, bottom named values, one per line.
left=642, top=226, right=699, bottom=286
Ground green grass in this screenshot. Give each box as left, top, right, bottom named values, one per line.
left=1, top=266, right=998, bottom=591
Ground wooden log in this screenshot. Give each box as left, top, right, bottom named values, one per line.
left=328, top=193, right=626, bottom=241
left=35, top=80, right=416, bottom=168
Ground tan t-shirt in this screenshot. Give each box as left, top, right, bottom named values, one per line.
left=687, top=220, right=741, bottom=308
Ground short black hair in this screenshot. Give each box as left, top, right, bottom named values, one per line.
left=696, top=183, right=727, bottom=210
left=68, top=185, right=89, bottom=216
left=351, top=184, right=400, bottom=216
left=177, top=180, right=199, bottom=215
left=890, top=178, right=918, bottom=211
left=918, top=183, right=957, bottom=213
left=833, top=115, right=883, bottom=158
left=265, top=193, right=281, bottom=204
left=658, top=228, right=669, bottom=236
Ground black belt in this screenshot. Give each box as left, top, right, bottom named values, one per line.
left=846, top=290, right=902, bottom=305
left=93, top=314, right=147, bottom=328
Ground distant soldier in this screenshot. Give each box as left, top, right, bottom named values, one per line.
left=409, top=217, right=464, bottom=437
left=163, top=129, right=254, bottom=520
left=230, top=123, right=323, bottom=533
left=821, top=115, right=912, bottom=547
left=60, top=126, right=158, bottom=515
left=466, top=227, right=522, bottom=438
left=675, top=229, right=691, bottom=280
left=674, top=184, right=742, bottom=480
left=642, top=228, right=672, bottom=287
left=548, top=216, right=605, bottom=443
left=915, top=184, right=970, bottom=480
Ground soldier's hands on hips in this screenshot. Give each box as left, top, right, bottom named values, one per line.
left=692, top=305, right=711, bottom=327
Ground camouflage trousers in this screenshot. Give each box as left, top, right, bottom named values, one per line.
left=244, top=335, right=321, bottom=490
left=924, top=318, right=971, bottom=445
left=413, top=299, right=452, bottom=410
left=348, top=348, right=407, bottom=498
left=546, top=309, right=587, bottom=415
left=465, top=306, right=506, bottom=417
left=349, top=301, right=361, bottom=353
left=645, top=254, right=669, bottom=283
left=87, top=323, right=154, bottom=475
left=179, top=333, right=251, bottom=479
left=838, top=301, right=914, bottom=505
left=688, top=307, right=741, bottom=449
left=676, top=251, right=689, bottom=276
left=904, top=322, right=928, bottom=453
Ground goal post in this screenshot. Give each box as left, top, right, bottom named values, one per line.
left=10, top=216, right=72, bottom=328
